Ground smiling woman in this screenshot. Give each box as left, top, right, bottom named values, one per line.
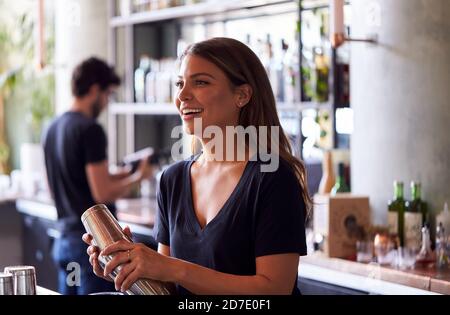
left=84, top=37, right=311, bottom=295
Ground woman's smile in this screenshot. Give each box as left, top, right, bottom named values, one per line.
left=180, top=107, right=204, bottom=121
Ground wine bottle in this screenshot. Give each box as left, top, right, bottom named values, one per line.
left=387, top=181, right=406, bottom=246
left=404, top=181, right=427, bottom=250
left=331, top=162, right=350, bottom=195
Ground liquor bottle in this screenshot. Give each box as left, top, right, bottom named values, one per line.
left=134, top=55, right=151, bottom=103
left=119, top=0, right=131, bottom=17
left=145, top=59, right=159, bottom=103
left=265, top=34, right=279, bottom=100
left=436, top=202, right=450, bottom=237
left=404, top=181, right=428, bottom=250
left=132, top=0, right=152, bottom=13
left=331, top=162, right=350, bottom=195
left=301, top=48, right=313, bottom=102
left=436, top=222, right=449, bottom=269
left=282, top=39, right=295, bottom=104
left=312, top=47, right=329, bottom=103
left=415, top=224, right=435, bottom=266
left=387, top=181, right=406, bottom=246
left=155, top=59, right=172, bottom=103
left=286, top=37, right=301, bottom=103
left=275, top=39, right=288, bottom=102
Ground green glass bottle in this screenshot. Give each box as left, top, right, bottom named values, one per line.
left=404, top=181, right=428, bottom=250
left=331, top=163, right=350, bottom=195
left=387, top=181, right=406, bottom=246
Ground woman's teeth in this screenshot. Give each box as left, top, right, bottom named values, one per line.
left=182, top=108, right=203, bottom=115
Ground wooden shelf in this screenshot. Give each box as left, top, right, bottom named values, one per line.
left=277, top=102, right=332, bottom=112
left=110, top=0, right=301, bottom=27
left=109, top=102, right=332, bottom=116
left=109, top=103, right=179, bottom=115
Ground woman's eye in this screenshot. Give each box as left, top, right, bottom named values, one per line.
left=175, top=81, right=184, bottom=88
left=195, top=80, right=209, bottom=86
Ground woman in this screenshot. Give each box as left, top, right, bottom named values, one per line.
left=84, top=37, right=311, bottom=295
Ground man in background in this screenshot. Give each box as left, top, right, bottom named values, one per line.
left=43, top=57, right=152, bottom=295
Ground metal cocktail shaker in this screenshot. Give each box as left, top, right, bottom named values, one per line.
left=3, top=266, right=37, bottom=295
left=0, top=272, right=14, bottom=295
left=81, top=204, right=172, bottom=295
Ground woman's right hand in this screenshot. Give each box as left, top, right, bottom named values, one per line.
left=82, top=226, right=133, bottom=282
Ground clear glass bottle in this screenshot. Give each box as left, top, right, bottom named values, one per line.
left=145, top=59, right=159, bottom=103
left=155, top=59, right=172, bottom=103
left=275, top=39, right=288, bottom=103
left=134, top=55, right=151, bottom=103
left=436, top=223, right=449, bottom=269
left=436, top=202, right=450, bottom=237
left=415, top=224, right=435, bottom=266
left=265, top=34, right=279, bottom=100
left=119, top=0, right=131, bottom=17
left=436, top=222, right=450, bottom=269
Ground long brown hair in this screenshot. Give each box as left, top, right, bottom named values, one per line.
left=180, top=37, right=312, bottom=214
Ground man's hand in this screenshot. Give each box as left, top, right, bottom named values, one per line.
left=136, top=154, right=154, bottom=180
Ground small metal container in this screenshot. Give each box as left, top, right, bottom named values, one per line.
left=3, top=266, right=37, bottom=295
left=81, top=204, right=172, bottom=295
left=0, top=272, right=14, bottom=295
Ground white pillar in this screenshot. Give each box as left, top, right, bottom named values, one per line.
left=55, top=0, right=109, bottom=114
left=350, top=0, right=450, bottom=225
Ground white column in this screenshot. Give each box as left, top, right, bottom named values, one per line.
left=55, top=0, right=109, bottom=114
left=350, top=0, right=450, bottom=225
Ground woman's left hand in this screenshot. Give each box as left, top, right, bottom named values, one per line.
left=101, top=240, right=171, bottom=292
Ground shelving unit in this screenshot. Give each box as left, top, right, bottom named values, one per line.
left=110, top=101, right=332, bottom=115
left=110, top=0, right=331, bottom=27
left=106, top=0, right=347, bottom=168
left=110, top=0, right=276, bottom=27
left=278, top=102, right=332, bottom=113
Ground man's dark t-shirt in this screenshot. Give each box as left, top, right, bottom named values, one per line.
left=154, top=156, right=307, bottom=295
left=43, top=111, right=115, bottom=233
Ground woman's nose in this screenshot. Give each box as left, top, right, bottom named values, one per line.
left=178, top=84, right=193, bottom=102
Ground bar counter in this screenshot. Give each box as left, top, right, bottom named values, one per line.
left=2, top=197, right=449, bottom=295
left=299, top=252, right=449, bottom=295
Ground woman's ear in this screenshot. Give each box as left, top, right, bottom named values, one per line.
left=235, top=84, right=253, bottom=108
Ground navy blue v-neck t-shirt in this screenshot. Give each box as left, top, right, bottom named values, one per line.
left=153, top=155, right=307, bottom=295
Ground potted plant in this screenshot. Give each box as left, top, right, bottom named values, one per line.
left=0, top=4, right=35, bottom=174
left=0, top=2, right=55, bottom=177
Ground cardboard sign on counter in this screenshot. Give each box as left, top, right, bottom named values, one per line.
left=313, top=194, right=371, bottom=259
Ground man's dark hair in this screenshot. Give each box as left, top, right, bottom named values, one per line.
left=71, top=57, right=121, bottom=97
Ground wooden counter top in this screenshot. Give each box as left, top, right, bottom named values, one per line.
left=14, top=197, right=155, bottom=235
left=301, top=253, right=450, bottom=295
left=115, top=198, right=156, bottom=227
